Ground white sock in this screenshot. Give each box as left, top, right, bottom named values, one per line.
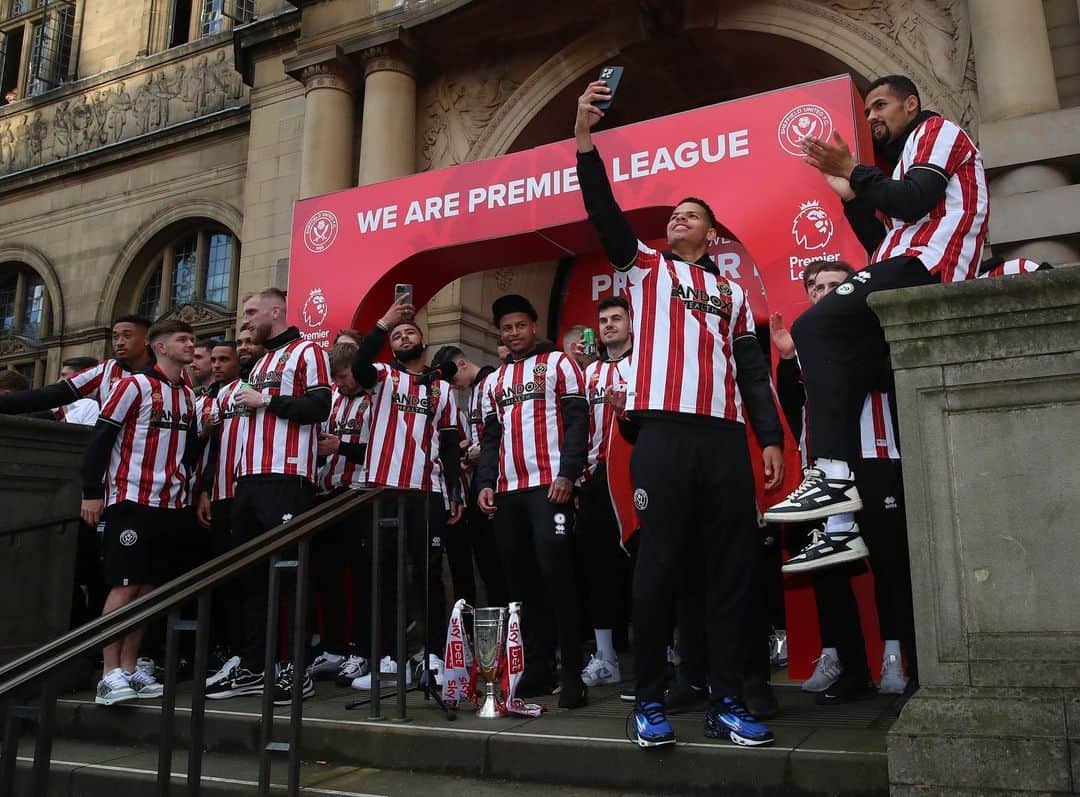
left=826, top=512, right=855, bottom=532
left=816, top=457, right=851, bottom=480
left=883, top=639, right=901, bottom=660
left=822, top=647, right=839, bottom=662
left=594, top=629, right=616, bottom=662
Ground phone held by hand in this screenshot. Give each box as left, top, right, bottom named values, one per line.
left=593, top=66, right=624, bottom=110
left=394, top=283, right=413, bottom=306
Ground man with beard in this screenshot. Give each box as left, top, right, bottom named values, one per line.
left=349, top=298, right=463, bottom=690
left=429, top=344, right=507, bottom=609
left=765, top=75, right=988, bottom=570
left=205, top=288, right=331, bottom=703
left=236, top=324, right=265, bottom=379
left=80, top=320, right=202, bottom=705
left=189, top=340, right=215, bottom=394
left=477, top=294, right=590, bottom=709
left=0, top=316, right=153, bottom=415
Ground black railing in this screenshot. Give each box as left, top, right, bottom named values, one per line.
left=0, top=485, right=387, bottom=797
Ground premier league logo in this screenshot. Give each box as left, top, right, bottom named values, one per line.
left=302, top=288, right=328, bottom=327
left=792, top=200, right=835, bottom=251
left=777, top=105, right=833, bottom=156
left=303, top=210, right=339, bottom=253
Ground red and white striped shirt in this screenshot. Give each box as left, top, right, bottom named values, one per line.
left=206, top=379, right=247, bottom=501
left=624, top=242, right=755, bottom=420
left=364, top=364, right=459, bottom=493
left=584, top=353, right=631, bottom=476
left=98, top=368, right=196, bottom=509
left=871, top=116, right=988, bottom=283
left=977, top=258, right=1043, bottom=279
left=467, top=370, right=496, bottom=449
left=858, top=391, right=900, bottom=460
left=320, top=387, right=372, bottom=493
left=481, top=350, right=585, bottom=493
left=239, top=337, right=330, bottom=482
left=68, top=359, right=131, bottom=406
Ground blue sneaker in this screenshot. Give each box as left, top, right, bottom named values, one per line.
left=705, top=696, right=775, bottom=747
left=626, top=700, right=676, bottom=748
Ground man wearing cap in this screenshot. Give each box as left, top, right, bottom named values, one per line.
left=476, top=294, right=590, bottom=708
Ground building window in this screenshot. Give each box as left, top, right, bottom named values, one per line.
left=0, top=0, right=74, bottom=105
left=0, top=261, right=51, bottom=387
left=200, top=0, right=254, bottom=37
left=135, top=225, right=239, bottom=320
left=0, top=262, right=48, bottom=338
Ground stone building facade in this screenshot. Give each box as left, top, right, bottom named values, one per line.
left=1, top=0, right=1078, bottom=382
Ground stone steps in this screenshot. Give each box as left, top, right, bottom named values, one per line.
left=15, top=680, right=894, bottom=796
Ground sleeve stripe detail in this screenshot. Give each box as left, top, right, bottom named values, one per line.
left=909, top=163, right=949, bottom=181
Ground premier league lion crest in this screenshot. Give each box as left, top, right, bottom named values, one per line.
left=792, top=200, right=835, bottom=251
left=302, top=288, right=328, bottom=327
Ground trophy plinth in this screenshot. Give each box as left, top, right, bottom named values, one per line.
left=472, top=607, right=508, bottom=719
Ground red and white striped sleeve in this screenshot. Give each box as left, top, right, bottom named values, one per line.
left=98, top=376, right=141, bottom=426
left=911, top=116, right=973, bottom=178
left=555, top=353, right=585, bottom=399
left=733, top=284, right=756, bottom=339
left=300, top=342, right=331, bottom=393
left=68, top=361, right=107, bottom=403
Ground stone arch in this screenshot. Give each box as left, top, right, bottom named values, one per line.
left=0, top=243, right=65, bottom=335
left=98, top=198, right=244, bottom=326
left=469, top=0, right=968, bottom=162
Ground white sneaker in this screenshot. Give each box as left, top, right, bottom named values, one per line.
left=127, top=668, right=165, bottom=699
left=206, top=655, right=241, bottom=688
left=335, top=652, right=369, bottom=687
left=802, top=651, right=843, bottom=693
left=136, top=657, right=158, bottom=677
left=581, top=652, right=621, bottom=686
left=351, top=656, right=412, bottom=690
left=96, top=668, right=136, bottom=705
left=878, top=653, right=908, bottom=694
left=306, top=651, right=343, bottom=681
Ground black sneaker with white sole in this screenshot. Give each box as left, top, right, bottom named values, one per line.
left=205, top=666, right=264, bottom=699
left=763, top=467, right=862, bottom=523
left=272, top=662, right=315, bottom=705
left=782, top=523, right=869, bottom=574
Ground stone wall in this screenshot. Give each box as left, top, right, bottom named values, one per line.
left=0, top=415, right=89, bottom=660
left=873, top=269, right=1080, bottom=794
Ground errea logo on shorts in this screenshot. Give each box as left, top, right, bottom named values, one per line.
left=119, top=529, right=138, bottom=546
left=303, top=210, right=339, bottom=253
left=777, top=105, right=833, bottom=156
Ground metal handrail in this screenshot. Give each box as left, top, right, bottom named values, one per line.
left=0, top=485, right=384, bottom=797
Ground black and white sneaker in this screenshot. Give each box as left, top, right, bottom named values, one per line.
left=205, top=665, right=264, bottom=699
left=763, top=467, right=862, bottom=523
left=95, top=668, right=136, bottom=706
left=335, top=646, right=369, bottom=687
left=782, top=523, right=868, bottom=574
left=306, top=651, right=343, bottom=681
left=272, top=662, right=315, bottom=706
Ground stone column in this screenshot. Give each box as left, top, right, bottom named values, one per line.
left=969, top=0, right=1078, bottom=262
left=356, top=43, right=416, bottom=186
left=294, top=49, right=357, bottom=200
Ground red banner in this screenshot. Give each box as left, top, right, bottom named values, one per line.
left=288, top=74, right=871, bottom=342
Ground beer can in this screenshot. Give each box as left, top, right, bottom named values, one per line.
left=582, top=328, right=597, bottom=357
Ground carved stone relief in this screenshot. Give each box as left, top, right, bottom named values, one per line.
left=162, top=301, right=230, bottom=326
left=419, top=68, right=520, bottom=170
left=827, top=0, right=979, bottom=133
left=0, top=46, right=246, bottom=178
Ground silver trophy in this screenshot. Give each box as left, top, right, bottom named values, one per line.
left=472, top=606, right=508, bottom=719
